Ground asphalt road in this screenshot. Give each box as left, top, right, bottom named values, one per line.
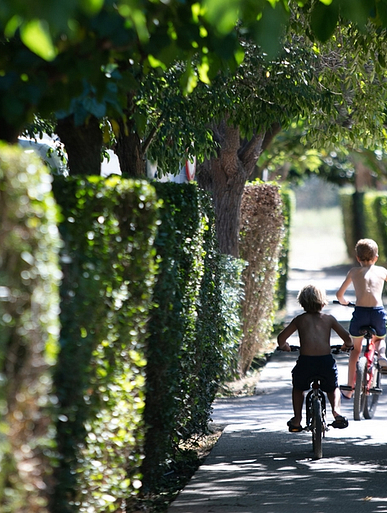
left=168, top=265, right=387, bottom=513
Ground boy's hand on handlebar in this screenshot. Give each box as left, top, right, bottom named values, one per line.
left=277, top=342, right=291, bottom=352
left=340, top=343, right=354, bottom=352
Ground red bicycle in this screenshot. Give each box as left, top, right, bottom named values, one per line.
left=334, top=301, right=383, bottom=420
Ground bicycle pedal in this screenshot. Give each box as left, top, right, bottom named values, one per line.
left=340, top=385, right=353, bottom=391
left=369, top=387, right=383, bottom=395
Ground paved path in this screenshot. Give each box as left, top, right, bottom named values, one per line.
left=168, top=265, right=387, bottom=513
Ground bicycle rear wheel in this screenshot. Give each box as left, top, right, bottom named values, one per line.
left=354, top=357, right=367, bottom=420
left=364, top=366, right=381, bottom=419
left=312, top=397, right=323, bottom=459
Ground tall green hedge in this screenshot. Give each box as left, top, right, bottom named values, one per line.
left=0, top=145, right=61, bottom=513
left=51, top=176, right=160, bottom=513
left=276, top=187, right=295, bottom=311
left=141, top=182, right=242, bottom=490
left=340, top=189, right=387, bottom=264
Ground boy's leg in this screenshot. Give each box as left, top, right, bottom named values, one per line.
left=291, top=388, right=304, bottom=426
left=327, top=388, right=341, bottom=418
left=328, top=388, right=348, bottom=428
left=343, top=336, right=362, bottom=397
left=374, top=336, right=387, bottom=370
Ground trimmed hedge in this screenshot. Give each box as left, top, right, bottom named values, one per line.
left=276, top=187, right=295, bottom=311
left=0, top=145, right=61, bottom=513
left=239, top=182, right=285, bottom=375
left=340, top=189, right=387, bottom=265
left=141, top=182, right=242, bottom=490
left=51, top=176, right=160, bottom=512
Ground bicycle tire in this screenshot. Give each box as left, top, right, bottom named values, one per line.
left=353, top=357, right=367, bottom=420
left=312, top=396, right=323, bottom=459
left=364, top=366, right=381, bottom=419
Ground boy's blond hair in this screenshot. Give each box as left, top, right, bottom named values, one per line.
left=297, top=284, right=328, bottom=313
left=355, top=238, right=378, bottom=263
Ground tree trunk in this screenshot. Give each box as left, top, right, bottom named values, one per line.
left=115, top=118, right=146, bottom=178
left=56, top=115, right=102, bottom=175
left=197, top=119, right=265, bottom=257
left=0, top=119, right=20, bottom=143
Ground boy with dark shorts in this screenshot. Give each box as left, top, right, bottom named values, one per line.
left=336, top=238, right=387, bottom=399
left=278, top=284, right=352, bottom=432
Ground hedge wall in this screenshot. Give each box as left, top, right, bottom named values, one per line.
left=51, top=176, right=160, bottom=513
left=141, top=182, right=243, bottom=491
left=276, top=187, right=295, bottom=311
left=340, top=189, right=387, bottom=265
left=239, top=182, right=285, bottom=375
left=0, top=145, right=61, bottom=513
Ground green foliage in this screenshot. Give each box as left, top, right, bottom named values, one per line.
left=51, top=176, right=160, bottom=512
left=340, top=188, right=387, bottom=265
left=0, top=144, right=61, bottom=513
left=142, top=182, right=241, bottom=491
left=239, top=182, right=285, bottom=375
left=276, top=186, right=295, bottom=310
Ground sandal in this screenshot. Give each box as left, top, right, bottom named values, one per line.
left=331, top=415, right=349, bottom=429
left=287, top=419, right=303, bottom=432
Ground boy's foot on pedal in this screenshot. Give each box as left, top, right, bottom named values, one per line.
left=331, top=415, right=348, bottom=429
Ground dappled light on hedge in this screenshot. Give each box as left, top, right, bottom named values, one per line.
left=51, top=176, right=160, bottom=512
left=0, top=144, right=61, bottom=513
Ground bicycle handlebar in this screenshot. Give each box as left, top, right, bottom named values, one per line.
left=277, top=344, right=348, bottom=354
left=333, top=300, right=356, bottom=307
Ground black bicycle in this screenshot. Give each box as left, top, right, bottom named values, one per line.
left=279, top=345, right=344, bottom=459
left=334, top=300, right=383, bottom=420
left=305, top=375, right=327, bottom=459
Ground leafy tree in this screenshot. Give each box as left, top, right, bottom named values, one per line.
left=2, top=1, right=387, bottom=256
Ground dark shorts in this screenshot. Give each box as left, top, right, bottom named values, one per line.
left=349, top=306, right=387, bottom=337
left=292, top=354, right=338, bottom=393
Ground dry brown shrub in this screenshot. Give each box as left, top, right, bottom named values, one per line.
left=238, top=183, right=285, bottom=375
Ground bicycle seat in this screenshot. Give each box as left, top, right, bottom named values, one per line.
left=309, top=375, right=326, bottom=388
left=359, top=325, right=377, bottom=337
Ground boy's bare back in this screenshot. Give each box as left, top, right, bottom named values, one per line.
left=278, top=312, right=351, bottom=356
left=337, top=264, right=387, bottom=307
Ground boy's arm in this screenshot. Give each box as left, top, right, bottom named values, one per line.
left=331, top=316, right=353, bottom=351
left=336, top=272, right=353, bottom=305
left=277, top=318, right=298, bottom=352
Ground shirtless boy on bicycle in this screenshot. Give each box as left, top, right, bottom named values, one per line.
left=278, top=284, right=352, bottom=432
left=336, top=238, right=387, bottom=399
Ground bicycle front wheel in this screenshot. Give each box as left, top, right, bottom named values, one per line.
left=354, top=357, right=367, bottom=420
left=364, top=366, right=381, bottom=419
left=312, top=397, right=323, bottom=459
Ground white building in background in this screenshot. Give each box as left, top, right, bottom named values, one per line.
left=18, top=135, right=196, bottom=183
left=146, top=158, right=196, bottom=183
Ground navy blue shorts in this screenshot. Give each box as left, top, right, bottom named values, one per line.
left=349, top=306, right=387, bottom=337
left=292, top=354, right=338, bottom=393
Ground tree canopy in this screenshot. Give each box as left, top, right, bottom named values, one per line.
left=2, top=0, right=387, bottom=141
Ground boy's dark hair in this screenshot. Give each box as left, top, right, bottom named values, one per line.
left=297, top=284, right=328, bottom=313
left=355, top=238, right=378, bottom=263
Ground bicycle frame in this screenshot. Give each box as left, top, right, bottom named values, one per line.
left=363, top=335, right=376, bottom=391
left=354, top=326, right=382, bottom=420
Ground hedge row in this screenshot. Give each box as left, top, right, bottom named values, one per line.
left=1, top=145, right=286, bottom=511
left=340, top=189, right=387, bottom=264
left=0, top=145, right=61, bottom=513
left=239, top=182, right=285, bottom=375
left=141, top=183, right=243, bottom=489
left=50, top=175, right=160, bottom=512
